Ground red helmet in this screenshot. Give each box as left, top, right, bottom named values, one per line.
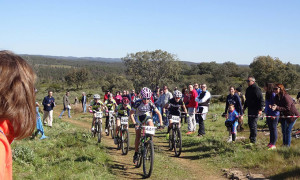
left=122, top=97, right=129, bottom=105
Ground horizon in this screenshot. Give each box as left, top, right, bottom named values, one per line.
left=1, top=1, right=300, bottom=65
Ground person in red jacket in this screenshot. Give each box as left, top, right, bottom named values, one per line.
left=186, top=84, right=198, bottom=134
left=104, top=90, right=110, bottom=102
left=0, top=51, right=36, bottom=180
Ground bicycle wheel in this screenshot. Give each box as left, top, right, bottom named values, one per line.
left=121, top=129, right=129, bottom=155
left=174, top=128, right=182, bottom=157
left=97, top=121, right=102, bottom=143
left=143, top=138, right=154, bottom=178
left=117, top=129, right=121, bottom=150
left=111, top=120, right=115, bottom=139
left=93, top=122, right=97, bottom=138
left=168, top=129, right=173, bottom=150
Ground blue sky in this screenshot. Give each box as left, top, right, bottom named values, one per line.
left=0, top=0, right=299, bottom=64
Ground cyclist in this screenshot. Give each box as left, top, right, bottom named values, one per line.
left=89, top=94, right=105, bottom=132
left=163, top=90, right=188, bottom=139
left=130, top=87, right=163, bottom=164
left=114, top=97, right=131, bottom=144
left=104, top=94, right=117, bottom=134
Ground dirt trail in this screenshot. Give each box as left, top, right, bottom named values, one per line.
left=61, top=116, right=226, bottom=180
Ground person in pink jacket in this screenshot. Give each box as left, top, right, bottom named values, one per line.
left=186, top=84, right=198, bottom=134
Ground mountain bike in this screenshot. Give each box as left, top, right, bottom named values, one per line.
left=135, top=123, right=157, bottom=178
left=106, top=110, right=116, bottom=139
left=168, top=115, right=182, bottom=157
left=92, top=110, right=103, bottom=143
left=116, top=116, right=130, bottom=155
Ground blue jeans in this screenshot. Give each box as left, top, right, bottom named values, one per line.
left=82, top=103, right=86, bottom=113
left=280, top=118, right=297, bottom=146
left=59, top=107, right=71, bottom=118
left=267, top=117, right=279, bottom=145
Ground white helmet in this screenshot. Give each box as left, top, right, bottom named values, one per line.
left=174, top=90, right=182, bottom=98
left=93, top=94, right=100, bottom=99
left=141, top=87, right=152, bottom=99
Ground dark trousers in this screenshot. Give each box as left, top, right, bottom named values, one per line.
left=105, top=116, right=109, bottom=128
left=266, top=117, right=279, bottom=145
left=248, top=110, right=258, bottom=143
left=197, top=114, right=205, bottom=135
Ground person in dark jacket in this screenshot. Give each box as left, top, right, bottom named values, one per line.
left=273, top=84, right=300, bottom=147
left=42, top=91, right=55, bottom=127
left=81, top=92, right=87, bottom=113
left=264, top=83, right=280, bottom=150
left=243, top=76, right=264, bottom=144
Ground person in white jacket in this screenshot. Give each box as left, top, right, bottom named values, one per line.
left=195, top=84, right=211, bottom=137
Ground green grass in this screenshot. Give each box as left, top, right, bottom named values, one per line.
left=12, top=117, right=115, bottom=180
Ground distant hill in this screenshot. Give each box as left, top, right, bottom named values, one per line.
left=19, top=54, right=122, bottom=63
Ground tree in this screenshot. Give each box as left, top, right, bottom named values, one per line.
left=122, top=50, right=183, bottom=89
left=64, top=68, right=91, bottom=89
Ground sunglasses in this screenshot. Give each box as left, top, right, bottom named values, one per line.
left=143, top=98, right=150, bottom=100
left=273, top=87, right=280, bottom=90
left=246, top=80, right=252, bottom=83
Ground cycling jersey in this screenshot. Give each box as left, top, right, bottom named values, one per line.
left=90, top=100, right=104, bottom=111
left=104, top=99, right=117, bottom=111
left=168, top=98, right=184, bottom=116
left=116, top=104, right=131, bottom=117
left=132, top=99, right=158, bottom=122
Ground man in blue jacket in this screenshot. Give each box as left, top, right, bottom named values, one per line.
left=42, top=90, right=55, bottom=127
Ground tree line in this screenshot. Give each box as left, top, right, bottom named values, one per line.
left=22, top=50, right=300, bottom=96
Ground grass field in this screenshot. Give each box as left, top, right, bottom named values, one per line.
left=12, top=90, right=300, bottom=179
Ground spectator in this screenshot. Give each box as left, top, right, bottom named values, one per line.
left=74, top=97, right=79, bottom=105
left=156, top=86, right=173, bottom=126
left=224, top=86, right=244, bottom=131
left=264, top=83, right=279, bottom=150
left=104, top=90, right=110, bottom=102
left=114, top=91, right=123, bottom=105
left=243, top=76, right=264, bottom=144
left=194, top=83, right=202, bottom=96
left=153, top=89, right=161, bottom=125
left=0, top=51, right=36, bottom=180
left=186, top=84, right=198, bottom=134
left=58, top=91, right=71, bottom=118
left=195, top=84, right=211, bottom=136
left=81, top=92, right=87, bottom=113
left=122, top=90, right=132, bottom=104
left=42, top=90, right=56, bottom=127
left=273, top=84, right=300, bottom=147
left=32, top=101, right=47, bottom=140
left=131, top=89, right=137, bottom=105
left=235, top=87, right=246, bottom=131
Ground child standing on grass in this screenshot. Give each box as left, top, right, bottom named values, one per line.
left=225, top=104, right=239, bottom=142
left=0, top=51, right=36, bottom=180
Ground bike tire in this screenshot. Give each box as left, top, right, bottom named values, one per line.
left=111, top=122, right=115, bottom=139
left=117, top=130, right=121, bottom=150
left=168, top=129, right=173, bottom=150
left=174, top=128, right=182, bottom=157
left=121, top=129, right=129, bottom=155
left=93, top=123, right=96, bottom=138
left=97, top=121, right=102, bottom=143
left=143, top=139, right=154, bottom=178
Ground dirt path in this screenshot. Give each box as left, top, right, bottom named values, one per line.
left=61, top=115, right=226, bottom=180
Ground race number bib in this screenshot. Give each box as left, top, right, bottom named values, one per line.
left=171, top=115, right=180, bottom=123
left=121, top=116, right=129, bottom=125
left=95, top=111, right=103, bottom=118
left=144, top=126, right=156, bottom=135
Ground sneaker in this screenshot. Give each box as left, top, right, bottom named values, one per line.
left=268, top=145, right=276, bottom=150
left=227, top=136, right=232, bottom=143
left=91, top=127, right=95, bottom=132
left=186, top=131, right=192, bottom=135
left=197, top=134, right=203, bottom=137
left=267, top=143, right=272, bottom=148
left=114, top=138, right=118, bottom=145
left=105, top=129, right=108, bottom=134
left=166, top=133, right=169, bottom=140
left=133, top=153, right=138, bottom=164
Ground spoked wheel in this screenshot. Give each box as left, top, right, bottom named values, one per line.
left=92, top=123, right=96, bottom=138
left=168, top=129, right=173, bottom=150
left=121, top=129, right=129, bottom=155
left=174, top=128, right=182, bottom=157
left=97, top=122, right=102, bottom=143
left=111, top=121, right=115, bottom=139
left=117, top=130, right=121, bottom=150
left=143, top=138, right=154, bottom=178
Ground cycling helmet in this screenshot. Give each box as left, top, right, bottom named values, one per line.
left=141, top=87, right=152, bottom=99
left=174, top=90, right=182, bottom=98
left=122, top=97, right=130, bottom=105
left=93, top=94, right=101, bottom=99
